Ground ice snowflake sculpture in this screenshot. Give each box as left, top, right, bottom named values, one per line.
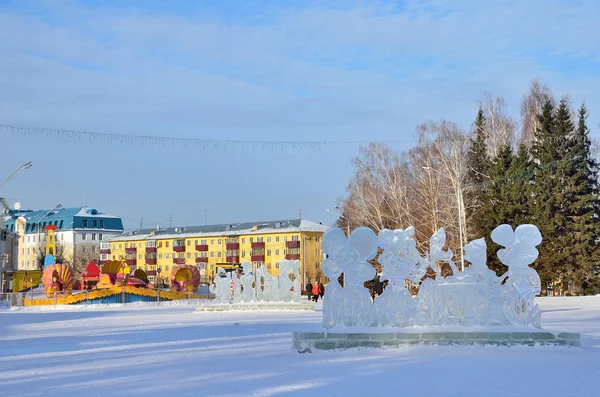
left=254, top=264, right=277, bottom=301
left=492, top=224, right=543, bottom=327
left=321, top=227, right=378, bottom=328
left=375, top=227, right=421, bottom=326
left=320, top=223, right=544, bottom=330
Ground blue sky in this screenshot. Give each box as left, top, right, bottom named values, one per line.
left=1, top=0, right=599, bottom=229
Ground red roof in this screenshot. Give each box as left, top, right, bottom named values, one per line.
left=83, top=262, right=100, bottom=277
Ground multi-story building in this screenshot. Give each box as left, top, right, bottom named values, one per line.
left=2, top=206, right=124, bottom=272
left=0, top=228, right=19, bottom=292
left=107, top=219, right=328, bottom=287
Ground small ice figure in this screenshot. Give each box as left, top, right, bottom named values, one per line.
left=321, top=227, right=377, bottom=328
left=492, top=224, right=543, bottom=327
left=278, top=260, right=300, bottom=302
left=375, top=227, right=420, bottom=326
left=239, top=262, right=255, bottom=302
left=210, top=267, right=232, bottom=303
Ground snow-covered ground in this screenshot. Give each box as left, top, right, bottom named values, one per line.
left=0, top=297, right=599, bottom=397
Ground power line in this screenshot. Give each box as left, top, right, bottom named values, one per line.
left=0, top=124, right=415, bottom=151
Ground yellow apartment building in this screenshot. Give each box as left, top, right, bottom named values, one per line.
left=104, top=219, right=328, bottom=288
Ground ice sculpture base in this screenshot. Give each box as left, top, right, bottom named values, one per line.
left=196, top=302, right=314, bottom=312
left=293, top=331, right=580, bottom=352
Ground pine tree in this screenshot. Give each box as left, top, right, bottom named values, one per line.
left=565, top=104, right=600, bottom=293
left=507, top=143, right=533, bottom=226
left=483, top=142, right=516, bottom=275
left=529, top=99, right=563, bottom=288
left=467, top=108, right=490, bottom=241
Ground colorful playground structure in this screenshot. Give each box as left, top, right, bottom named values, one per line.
left=25, top=259, right=208, bottom=306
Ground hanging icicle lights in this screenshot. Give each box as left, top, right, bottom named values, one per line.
left=0, top=124, right=413, bottom=151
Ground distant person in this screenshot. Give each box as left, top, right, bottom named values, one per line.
left=306, top=280, right=313, bottom=301
left=373, top=275, right=383, bottom=298
left=312, top=282, right=321, bottom=302
left=319, top=283, right=325, bottom=299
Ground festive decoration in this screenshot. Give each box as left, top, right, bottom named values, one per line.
left=42, top=264, right=75, bottom=298
left=0, top=124, right=412, bottom=151
left=169, top=265, right=200, bottom=292
left=321, top=224, right=544, bottom=329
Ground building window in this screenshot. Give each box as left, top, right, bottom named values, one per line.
left=267, top=263, right=272, bottom=269
left=267, top=250, right=271, bottom=256
left=316, top=262, right=321, bottom=269
left=242, top=238, right=245, bottom=244
left=218, top=239, right=221, bottom=245
left=194, top=252, right=198, bottom=258
left=241, top=251, right=245, bottom=258
left=257, top=237, right=263, bottom=242
left=82, top=233, right=87, bottom=241
left=316, top=236, right=321, bottom=242
left=275, top=262, right=280, bottom=269
left=267, top=237, right=271, bottom=243
left=138, top=254, right=142, bottom=260
left=93, top=220, right=97, bottom=228
left=166, top=265, right=169, bottom=271
left=217, top=252, right=221, bottom=258
left=187, top=253, right=191, bottom=258
left=92, top=233, right=96, bottom=241
left=165, top=254, right=169, bottom=259
left=275, top=249, right=279, bottom=256
left=194, top=240, right=198, bottom=245
left=284, top=236, right=288, bottom=242
left=159, top=254, right=163, bottom=259
left=211, top=239, right=214, bottom=245
left=119, top=244, right=122, bottom=249
left=99, top=234, right=103, bottom=240
left=83, top=220, right=88, bottom=228
left=292, top=235, right=299, bottom=241
left=100, top=220, right=104, bottom=228
left=275, top=236, right=279, bottom=242
left=187, top=240, right=191, bottom=246
left=250, top=237, right=253, bottom=243
left=210, top=252, right=214, bottom=258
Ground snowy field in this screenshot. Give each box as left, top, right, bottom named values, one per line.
left=1, top=297, right=599, bottom=397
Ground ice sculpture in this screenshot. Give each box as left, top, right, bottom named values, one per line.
left=209, top=267, right=233, bottom=303
left=208, top=260, right=301, bottom=304
left=278, top=260, right=301, bottom=303
left=320, top=224, right=544, bottom=330
left=492, top=224, right=543, bottom=327
left=375, top=227, right=420, bottom=326
left=321, top=227, right=378, bottom=328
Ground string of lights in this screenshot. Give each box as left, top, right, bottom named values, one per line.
left=0, top=124, right=415, bottom=151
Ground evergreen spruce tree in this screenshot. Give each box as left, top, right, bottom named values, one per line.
left=529, top=99, right=563, bottom=288
left=483, top=142, right=515, bottom=275
left=467, top=108, right=490, bottom=241
left=565, top=104, right=600, bottom=293
left=507, top=143, right=533, bottom=226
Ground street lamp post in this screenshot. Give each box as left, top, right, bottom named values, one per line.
left=0, top=162, right=32, bottom=190
left=157, top=267, right=162, bottom=304
left=82, top=270, right=88, bottom=304
left=0, top=162, right=32, bottom=295
left=325, top=207, right=350, bottom=236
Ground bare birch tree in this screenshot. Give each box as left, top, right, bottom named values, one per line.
left=520, top=79, right=555, bottom=147
left=479, top=93, right=518, bottom=157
